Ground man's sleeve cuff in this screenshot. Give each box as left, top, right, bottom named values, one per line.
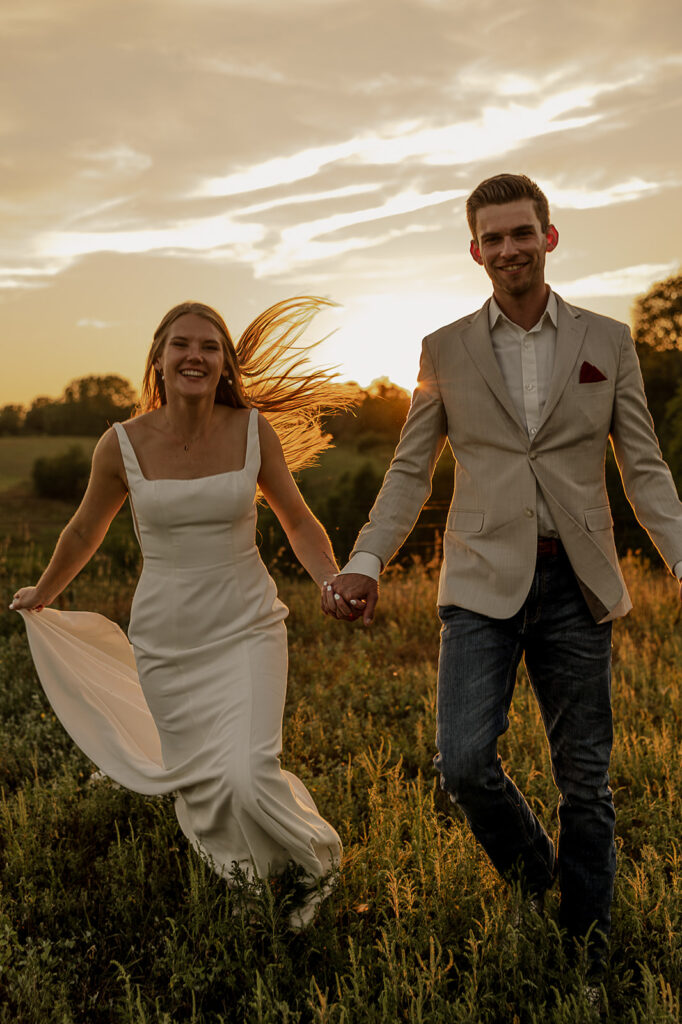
left=673, top=559, right=682, bottom=581
left=339, top=552, right=382, bottom=580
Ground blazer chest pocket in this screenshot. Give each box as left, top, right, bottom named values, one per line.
left=447, top=509, right=484, bottom=533
left=584, top=506, right=613, bottom=532
left=569, top=380, right=613, bottom=395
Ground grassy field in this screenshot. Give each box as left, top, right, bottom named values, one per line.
left=0, top=500, right=680, bottom=1023
left=0, top=434, right=395, bottom=497
left=0, top=436, right=98, bottom=493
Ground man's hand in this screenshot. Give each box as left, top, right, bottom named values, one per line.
left=325, top=572, right=379, bottom=626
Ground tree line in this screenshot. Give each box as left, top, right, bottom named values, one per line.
left=0, top=375, right=137, bottom=437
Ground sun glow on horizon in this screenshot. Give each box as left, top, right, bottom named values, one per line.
left=315, top=291, right=486, bottom=394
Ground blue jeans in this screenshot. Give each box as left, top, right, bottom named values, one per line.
left=434, top=548, right=616, bottom=949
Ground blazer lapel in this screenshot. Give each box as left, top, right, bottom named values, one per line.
left=461, top=302, right=527, bottom=435
left=537, top=294, right=588, bottom=432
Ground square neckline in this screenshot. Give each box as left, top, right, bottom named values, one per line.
left=115, top=407, right=257, bottom=484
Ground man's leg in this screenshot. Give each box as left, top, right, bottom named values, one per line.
left=434, top=602, right=556, bottom=897
left=523, top=551, right=616, bottom=960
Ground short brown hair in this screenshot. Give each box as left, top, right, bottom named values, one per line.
left=466, top=173, right=550, bottom=241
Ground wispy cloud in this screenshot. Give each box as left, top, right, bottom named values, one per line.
left=76, top=144, right=152, bottom=178
left=0, top=262, right=67, bottom=290
left=258, top=223, right=440, bottom=279
left=557, top=263, right=679, bottom=299
left=194, top=79, right=630, bottom=200
left=549, top=178, right=673, bottom=210
left=257, top=189, right=467, bottom=275
left=188, top=55, right=287, bottom=84
left=76, top=318, right=115, bottom=328
left=238, top=183, right=383, bottom=217
left=25, top=185, right=461, bottom=280
left=194, top=140, right=365, bottom=198
left=38, top=214, right=265, bottom=260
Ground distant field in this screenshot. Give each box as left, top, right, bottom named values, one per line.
left=0, top=435, right=97, bottom=492
left=298, top=438, right=394, bottom=487
left=0, top=434, right=393, bottom=496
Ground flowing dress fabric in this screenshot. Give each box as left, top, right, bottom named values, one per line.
left=19, top=408, right=341, bottom=882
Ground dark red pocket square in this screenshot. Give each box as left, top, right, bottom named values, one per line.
left=579, top=361, right=607, bottom=383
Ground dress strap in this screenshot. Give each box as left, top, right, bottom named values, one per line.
left=112, top=423, right=143, bottom=547
left=245, top=407, right=261, bottom=472
left=112, top=422, right=144, bottom=488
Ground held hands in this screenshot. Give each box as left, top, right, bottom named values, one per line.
left=8, top=587, right=45, bottom=612
left=319, top=573, right=378, bottom=626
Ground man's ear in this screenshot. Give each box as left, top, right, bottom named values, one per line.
left=546, top=225, right=559, bottom=252
left=470, top=239, right=483, bottom=265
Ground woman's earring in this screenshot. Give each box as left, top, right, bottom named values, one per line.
left=224, top=376, right=233, bottom=385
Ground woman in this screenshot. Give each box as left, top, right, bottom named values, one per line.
left=10, top=297, right=347, bottom=928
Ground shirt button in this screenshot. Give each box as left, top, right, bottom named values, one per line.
left=525, top=508, right=535, bottom=517
left=529, top=427, right=537, bottom=435
left=525, top=383, right=535, bottom=391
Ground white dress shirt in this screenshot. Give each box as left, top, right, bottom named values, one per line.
left=489, top=290, right=558, bottom=538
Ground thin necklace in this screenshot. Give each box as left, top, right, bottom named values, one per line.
left=163, top=413, right=207, bottom=454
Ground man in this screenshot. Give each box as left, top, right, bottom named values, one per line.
left=327, top=173, right=682, bottom=964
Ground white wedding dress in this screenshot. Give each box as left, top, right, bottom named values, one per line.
left=18, top=408, right=341, bottom=885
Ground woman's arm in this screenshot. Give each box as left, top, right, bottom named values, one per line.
left=256, top=414, right=340, bottom=616
left=10, top=429, right=129, bottom=611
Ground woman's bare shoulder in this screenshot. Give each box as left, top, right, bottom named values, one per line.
left=91, top=426, right=126, bottom=479
left=255, top=409, right=277, bottom=439
left=256, top=412, right=286, bottom=464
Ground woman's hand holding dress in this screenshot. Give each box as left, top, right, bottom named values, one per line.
left=8, top=429, right=128, bottom=615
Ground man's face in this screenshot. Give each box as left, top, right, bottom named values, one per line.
left=470, top=199, right=558, bottom=301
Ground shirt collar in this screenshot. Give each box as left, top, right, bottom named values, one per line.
left=489, top=289, right=557, bottom=332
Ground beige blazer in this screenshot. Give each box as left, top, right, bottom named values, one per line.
left=351, top=294, right=682, bottom=622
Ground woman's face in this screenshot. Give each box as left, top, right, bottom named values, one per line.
left=154, top=313, right=227, bottom=401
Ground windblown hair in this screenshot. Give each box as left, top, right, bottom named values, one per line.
left=466, top=173, right=550, bottom=241
left=139, top=297, right=355, bottom=471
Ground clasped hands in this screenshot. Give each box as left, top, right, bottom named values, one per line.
left=319, top=573, right=378, bottom=626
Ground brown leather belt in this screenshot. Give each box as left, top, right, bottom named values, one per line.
left=537, top=537, right=562, bottom=557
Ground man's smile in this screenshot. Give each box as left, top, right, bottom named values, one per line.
left=497, top=262, right=529, bottom=272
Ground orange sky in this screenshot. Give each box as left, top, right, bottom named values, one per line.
left=2, top=0, right=681, bottom=407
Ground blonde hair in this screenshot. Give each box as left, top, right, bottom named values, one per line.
left=139, top=296, right=354, bottom=470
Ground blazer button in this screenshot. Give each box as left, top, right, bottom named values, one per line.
left=524, top=508, right=535, bottom=517
left=529, top=452, right=537, bottom=461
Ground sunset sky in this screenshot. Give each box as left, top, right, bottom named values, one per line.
left=2, top=0, right=681, bottom=408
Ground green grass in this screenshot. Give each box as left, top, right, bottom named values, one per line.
left=0, top=511, right=680, bottom=1022
left=0, top=436, right=98, bottom=492
left=298, top=438, right=396, bottom=488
